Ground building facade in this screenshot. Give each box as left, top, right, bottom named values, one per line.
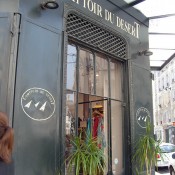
left=0, top=0, right=153, bottom=174
left=153, top=55, right=175, bottom=144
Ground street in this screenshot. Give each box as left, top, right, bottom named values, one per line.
left=155, top=167, right=169, bottom=175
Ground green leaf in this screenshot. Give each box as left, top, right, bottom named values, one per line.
left=132, top=120, right=162, bottom=174
left=65, top=131, right=106, bottom=175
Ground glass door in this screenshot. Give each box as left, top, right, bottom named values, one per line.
left=78, top=94, right=109, bottom=174
left=64, top=43, right=125, bottom=175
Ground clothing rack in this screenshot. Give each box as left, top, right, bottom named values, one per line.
left=78, top=98, right=108, bottom=104
left=78, top=98, right=107, bottom=136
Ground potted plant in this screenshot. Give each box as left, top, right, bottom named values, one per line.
left=132, top=120, right=162, bottom=175
left=66, top=131, right=106, bottom=175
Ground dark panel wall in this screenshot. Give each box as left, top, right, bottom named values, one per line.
left=130, top=63, right=153, bottom=174
left=131, top=63, right=153, bottom=135
left=19, top=0, right=63, bottom=30
left=0, top=13, right=12, bottom=112
left=13, top=18, right=62, bottom=175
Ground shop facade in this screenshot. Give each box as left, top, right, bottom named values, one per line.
left=0, top=0, right=153, bottom=174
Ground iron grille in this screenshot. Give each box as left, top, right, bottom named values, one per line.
left=66, top=14, right=127, bottom=59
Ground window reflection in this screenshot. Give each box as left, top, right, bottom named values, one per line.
left=96, top=54, right=108, bottom=97
left=66, top=45, right=77, bottom=90
left=65, top=92, right=76, bottom=135
left=110, top=61, right=123, bottom=100
left=111, top=100, right=123, bottom=175
left=79, top=49, right=94, bottom=94
left=65, top=91, right=76, bottom=169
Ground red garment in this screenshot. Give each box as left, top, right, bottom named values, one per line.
left=92, top=115, right=99, bottom=138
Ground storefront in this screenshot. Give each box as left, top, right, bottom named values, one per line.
left=0, top=0, right=153, bottom=175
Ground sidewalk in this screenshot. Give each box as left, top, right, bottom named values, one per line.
left=155, top=170, right=169, bottom=175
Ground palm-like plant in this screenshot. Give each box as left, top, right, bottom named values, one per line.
left=132, top=121, right=162, bottom=175
left=66, top=132, right=106, bottom=175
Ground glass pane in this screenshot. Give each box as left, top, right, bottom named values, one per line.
left=110, top=61, right=123, bottom=100
left=65, top=91, right=76, bottom=173
left=96, top=54, right=109, bottom=97
left=79, top=49, right=94, bottom=94
left=78, top=94, right=108, bottom=174
left=149, top=34, right=175, bottom=50
left=160, top=144, right=175, bottom=153
left=134, top=0, right=175, bottom=17
left=91, top=99, right=108, bottom=175
left=149, top=16, right=175, bottom=34
left=102, top=100, right=108, bottom=174
left=66, top=44, right=77, bottom=90
left=111, top=100, right=124, bottom=175
left=149, top=49, right=174, bottom=67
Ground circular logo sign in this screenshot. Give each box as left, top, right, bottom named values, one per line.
left=21, top=88, right=55, bottom=121
left=136, top=107, right=151, bottom=128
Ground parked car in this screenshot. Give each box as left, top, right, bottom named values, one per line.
left=156, top=142, right=175, bottom=174
left=169, top=153, right=175, bottom=175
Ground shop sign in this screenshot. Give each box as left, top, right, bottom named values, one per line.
left=72, top=0, right=140, bottom=39
left=21, top=87, right=56, bottom=121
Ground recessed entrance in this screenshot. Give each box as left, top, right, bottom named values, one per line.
left=64, top=43, right=125, bottom=174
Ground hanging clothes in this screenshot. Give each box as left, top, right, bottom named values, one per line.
left=86, top=117, right=91, bottom=138
left=97, top=116, right=106, bottom=149
left=92, top=112, right=106, bottom=149
left=92, top=115, right=99, bottom=138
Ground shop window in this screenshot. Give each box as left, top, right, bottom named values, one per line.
left=110, top=61, right=123, bottom=100
left=65, top=43, right=124, bottom=175
left=111, top=100, right=124, bottom=174
left=65, top=91, right=76, bottom=169
left=65, top=91, right=76, bottom=135
left=79, top=49, right=94, bottom=94
left=66, top=45, right=77, bottom=90
left=78, top=94, right=109, bottom=174
left=96, top=54, right=109, bottom=97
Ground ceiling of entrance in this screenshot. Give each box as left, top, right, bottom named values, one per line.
left=123, top=0, right=175, bottom=69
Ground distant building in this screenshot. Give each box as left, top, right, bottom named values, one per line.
left=152, top=55, right=175, bottom=144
